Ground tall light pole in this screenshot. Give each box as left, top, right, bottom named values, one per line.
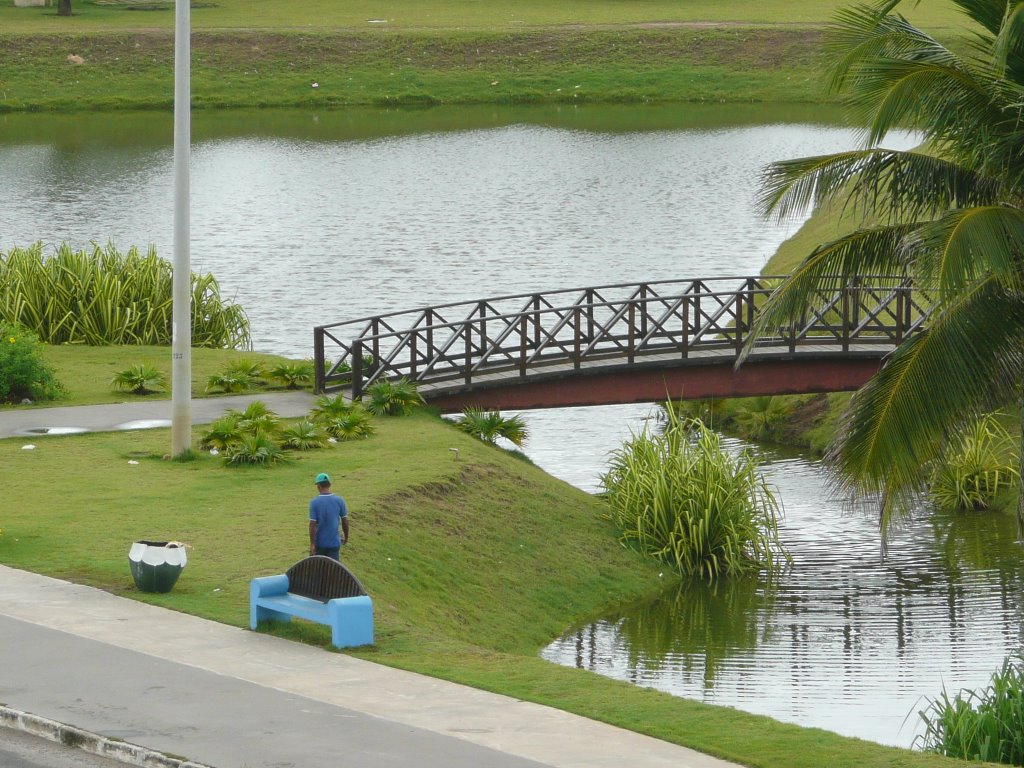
left=171, top=0, right=192, bottom=456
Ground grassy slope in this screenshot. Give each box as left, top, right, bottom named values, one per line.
left=0, top=405, right=989, bottom=768
left=0, top=0, right=968, bottom=110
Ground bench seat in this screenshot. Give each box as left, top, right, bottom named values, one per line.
left=250, top=557, right=373, bottom=649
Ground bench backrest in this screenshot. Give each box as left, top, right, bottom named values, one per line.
left=286, top=556, right=368, bottom=602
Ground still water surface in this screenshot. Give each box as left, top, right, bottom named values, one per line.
left=4, top=105, right=1019, bottom=747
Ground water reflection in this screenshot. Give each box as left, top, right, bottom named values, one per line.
left=542, top=443, right=1024, bottom=747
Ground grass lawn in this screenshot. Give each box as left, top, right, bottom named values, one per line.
left=29, top=344, right=305, bottom=407
left=0, top=0, right=975, bottom=110
left=0, top=348, right=1000, bottom=768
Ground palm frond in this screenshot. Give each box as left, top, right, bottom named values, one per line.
left=759, top=149, right=997, bottom=224
left=828, top=279, right=1024, bottom=530
left=907, top=205, right=1024, bottom=295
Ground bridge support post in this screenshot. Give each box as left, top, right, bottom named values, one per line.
left=352, top=341, right=364, bottom=400
left=314, top=327, right=325, bottom=394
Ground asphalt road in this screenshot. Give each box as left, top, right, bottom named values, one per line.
left=0, top=729, right=127, bottom=768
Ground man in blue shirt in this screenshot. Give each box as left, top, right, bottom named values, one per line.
left=309, top=472, right=349, bottom=561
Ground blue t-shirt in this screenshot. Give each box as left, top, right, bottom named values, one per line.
left=309, top=492, right=348, bottom=548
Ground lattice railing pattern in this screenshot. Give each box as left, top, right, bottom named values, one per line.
left=313, top=276, right=934, bottom=397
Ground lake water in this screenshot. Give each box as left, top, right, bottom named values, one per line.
left=4, top=105, right=1018, bottom=748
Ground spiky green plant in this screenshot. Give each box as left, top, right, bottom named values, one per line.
left=746, top=0, right=1024, bottom=535
left=0, top=242, right=250, bottom=349
left=311, top=393, right=356, bottom=420
left=601, top=410, right=788, bottom=580
left=233, top=401, right=280, bottom=436
left=207, top=360, right=264, bottom=393
left=454, top=407, right=529, bottom=447
left=199, top=414, right=243, bottom=451
left=110, top=363, right=167, bottom=395
left=732, top=396, right=793, bottom=442
left=319, top=407, right=376, bottom=441
left=364, top=377, right=424, bottom=416
left=267, top=361, right=314, bottom=390
left=929, top=413, right=1019, bottom=512
left=225, top=433, right=287, bottom=466
left=280, top=419, right=329, bottom=450
left=916, top=655, right=1024, bottom=765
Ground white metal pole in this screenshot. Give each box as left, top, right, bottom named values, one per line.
left=171, top=0, right=192, bottom=456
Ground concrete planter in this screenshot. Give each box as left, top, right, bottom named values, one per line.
left=129, top=541, right=187, bottom=593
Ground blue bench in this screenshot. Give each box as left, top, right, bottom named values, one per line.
left=250, top=556, right=373, bottom=649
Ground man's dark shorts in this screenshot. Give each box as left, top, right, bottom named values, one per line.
left=315, top=546, right=340, bottom=561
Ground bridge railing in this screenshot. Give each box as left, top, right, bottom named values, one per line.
left=313, top=276, right=934, bottom=397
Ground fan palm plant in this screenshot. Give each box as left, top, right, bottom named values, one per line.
left=111, top=363, right=167, bottom=395
left=748, top=0, right=1024, bottom=534
left=454, top=407, right=530, bottom=447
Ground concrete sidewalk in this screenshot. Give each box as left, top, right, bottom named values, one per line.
left=0, top=565, right=740, bottom=768
left=0, top=392, right=318, bottom=440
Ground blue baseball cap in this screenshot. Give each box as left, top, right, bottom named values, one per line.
left=315, top=472, right=331, bottom=485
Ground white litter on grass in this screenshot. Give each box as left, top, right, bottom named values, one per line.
left=328, top=438, right=337, bottom=444
left=128, top=460, right=139, bottom=465
left=209, top=448, right=219, bottom=456
left=21, top=444, right=35, bottom=450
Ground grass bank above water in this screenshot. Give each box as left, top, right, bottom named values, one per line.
left=0, top=0, right=968, bottom=111
left=0, top=346, right=997, bottom=768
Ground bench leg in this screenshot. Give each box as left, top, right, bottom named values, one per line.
left=328, top=596, right=374, bottom=648
left=251, top=602, right=294, bottom=630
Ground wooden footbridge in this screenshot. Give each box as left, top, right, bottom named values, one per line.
left=313, top=276, right=933, bottom=413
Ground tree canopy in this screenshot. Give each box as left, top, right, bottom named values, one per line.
left=748, top=0, right=1024, bottom=534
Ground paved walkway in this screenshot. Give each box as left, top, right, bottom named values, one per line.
left=0, top=392, right=318, bottom=440
left=0, top=566, right=740, bottom=768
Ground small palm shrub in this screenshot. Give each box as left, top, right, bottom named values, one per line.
left=280, top=419, right=329, bottom=450
left=929, top=414, right=1019, bottom=512
left=199, top=413, right=243, bottom=451
left=601, top=411, right=787, bottom=580
left=0, top=323, right=63, bottom=403
left=364, top=377, right=423, bottom=416
left=319, top=406, right=376, bottom=441
left=454, top=407, right=529, bottom=447
left=234, top=400, right=280, bottom=435
left=916, top=655, right=1024, bottom=765
left=111, top=363, right=167, bottom=395
left=267, top=361, right=313, bottom=390
left=206, top=359, right=264, bottom=393
left=226, top=433, right=287, bottom=465
left=311, top=393, right=355, bottom=420
left=732, top=396, right=793, bottom=441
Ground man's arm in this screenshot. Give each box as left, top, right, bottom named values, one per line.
left=341, top=515, right=350, bottom=545
left=309, top=520, right=318, bottom=555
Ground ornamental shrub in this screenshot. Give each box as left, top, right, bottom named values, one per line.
left=601, top=410, right=788, bottom=580
left=0, top=324, right=63, bottom=404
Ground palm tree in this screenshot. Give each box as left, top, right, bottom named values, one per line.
left=747, top=0, right=1024, bottom=534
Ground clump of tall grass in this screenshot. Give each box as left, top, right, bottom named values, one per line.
left=601, top=411, right=787, bottom=580
left=0, top=242, right=250, bottom=349
left=929, top=413, right=1019, bottom=512
left=916, top=655, right=1024, bottom=765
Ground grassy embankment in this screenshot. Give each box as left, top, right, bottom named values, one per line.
left=0, top=344, right=996, bottom=768
left=0, top=0, right=966, bottom=111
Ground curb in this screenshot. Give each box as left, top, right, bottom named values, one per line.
left=0, top=706, right=215, bottom=768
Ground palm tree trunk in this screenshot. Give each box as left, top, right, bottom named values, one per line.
left=1018, top=393, right=1024, bottom=540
